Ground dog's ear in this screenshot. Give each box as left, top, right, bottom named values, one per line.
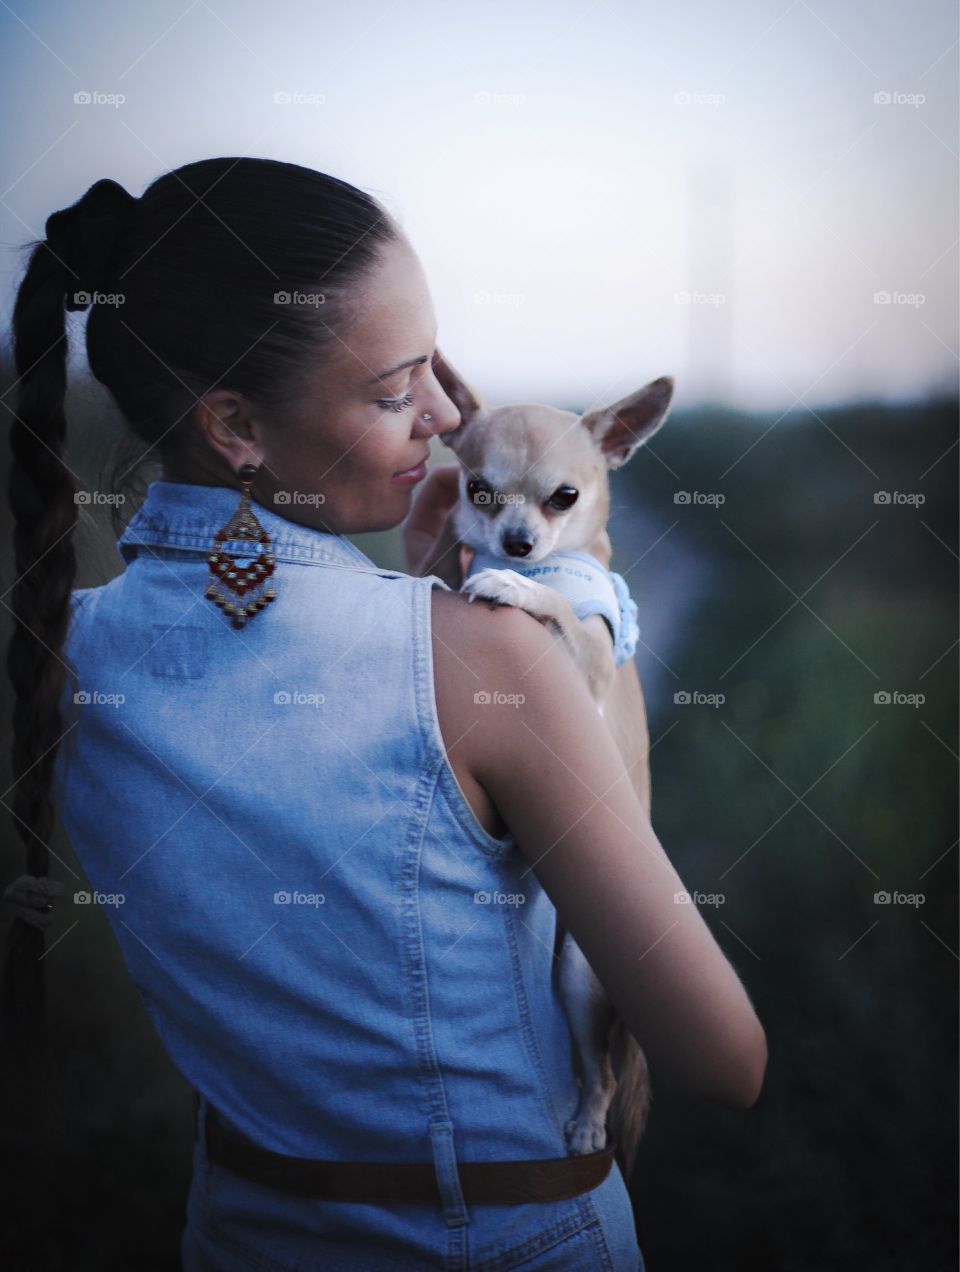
left=581, top=375, right=675, bottom=469
left=432, top=348, right=484, bottom=452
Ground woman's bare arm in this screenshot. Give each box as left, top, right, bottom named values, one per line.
left=434, top=594, right=767, bottom=1109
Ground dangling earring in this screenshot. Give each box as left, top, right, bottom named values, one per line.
left=205, top=463, right=277, bottom=630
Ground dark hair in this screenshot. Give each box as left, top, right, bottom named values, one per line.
left=2, top=158, right=400, bottom=1257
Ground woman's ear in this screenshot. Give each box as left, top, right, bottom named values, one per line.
left=194, top=389, right=265, bottom=473
left=431, top=348, right=484, bottom=452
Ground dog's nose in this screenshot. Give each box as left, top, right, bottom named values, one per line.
left=502, top=534, right=534, bottom=558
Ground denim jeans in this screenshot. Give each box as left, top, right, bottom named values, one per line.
left=181, top=1097, right=644, bottom=1270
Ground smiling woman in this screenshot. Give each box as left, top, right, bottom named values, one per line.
left=1, top=155, right=655, bottom=1271
left=160, top=231, right=459, bottom=531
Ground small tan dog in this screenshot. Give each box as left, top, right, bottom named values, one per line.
left=421, top=351, right=675, bottom=1182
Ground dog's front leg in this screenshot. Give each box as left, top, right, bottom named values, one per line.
left=558, top=930, right=618, bottom=1154
left=461, top=569, right=616, bottom=702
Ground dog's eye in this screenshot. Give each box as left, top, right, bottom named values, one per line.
left=467, top=479, right=495, bottom=507
left=546, top=485, right=578, bottom=511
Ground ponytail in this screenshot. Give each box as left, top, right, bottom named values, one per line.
left=0, top=159, right=396, bottom=1268
left=1, top=178, right=135, bottom=1270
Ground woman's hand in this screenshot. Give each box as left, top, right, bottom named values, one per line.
left=402, top=464, right=470, bottom=579
left=2, top=874, right=63, bottom=930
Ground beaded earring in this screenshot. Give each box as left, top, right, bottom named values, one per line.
left=205, top=463, right=277, bottom=629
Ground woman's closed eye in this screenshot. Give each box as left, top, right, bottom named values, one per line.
left=377, top=391, right=415, bottom=413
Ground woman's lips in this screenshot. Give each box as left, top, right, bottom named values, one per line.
left=391, top=460, right=428, bottom=485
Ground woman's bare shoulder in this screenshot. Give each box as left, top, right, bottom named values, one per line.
left=430, top=585, right=550, bottom=677
left=429, top=586, right=552, bottom=761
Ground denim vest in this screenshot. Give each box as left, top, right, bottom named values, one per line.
left=53, top=481, right=641, bottom=1269
left=465, top=550, right=640, bottom=668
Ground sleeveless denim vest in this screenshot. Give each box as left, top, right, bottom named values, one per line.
left=53, top=481, right=642, bottom=1271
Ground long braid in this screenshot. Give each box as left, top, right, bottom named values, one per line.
left=1, top=179, right=134, bottom=1270
left=0, top=160, right=397, bottom=1268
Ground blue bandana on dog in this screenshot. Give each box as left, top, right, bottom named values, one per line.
left=465, top=549, right=640, bottom=668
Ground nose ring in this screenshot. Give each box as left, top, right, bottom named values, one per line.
left=422, top=412, right=433, bottom=421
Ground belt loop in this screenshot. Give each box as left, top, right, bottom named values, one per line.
left=429, top=1119, right=468, bottom=1227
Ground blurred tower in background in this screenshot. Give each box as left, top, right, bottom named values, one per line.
left=684, top=163, right=736, bottom=406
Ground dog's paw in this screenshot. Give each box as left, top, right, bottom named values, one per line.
left=461, top=567, right=543, bottom=613
left=564, top=1114, right=609, bottom=1156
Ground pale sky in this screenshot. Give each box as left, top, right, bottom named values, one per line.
left=1, top=0, right=956, bottom=411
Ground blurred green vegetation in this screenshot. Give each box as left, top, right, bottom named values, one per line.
left=0, top=378, right=956, bottom=1269
left=608, top=397, right=957, bottom=1271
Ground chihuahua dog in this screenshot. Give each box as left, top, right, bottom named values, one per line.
left=421, top=351, right=675, bottom=1182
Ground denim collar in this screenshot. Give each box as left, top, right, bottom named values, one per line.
left=116, top=481, right=377, bottom=569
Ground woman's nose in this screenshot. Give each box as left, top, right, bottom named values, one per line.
left=417, top=395, right=461, bottom=439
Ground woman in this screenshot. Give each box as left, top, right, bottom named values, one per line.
left=3, top=157, right=767, bottom=1270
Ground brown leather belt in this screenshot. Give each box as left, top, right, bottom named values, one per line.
left=196, top=1094, right=616, bottom=1206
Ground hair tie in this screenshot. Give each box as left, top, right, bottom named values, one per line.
left=45, top=178, right=137, bottom=312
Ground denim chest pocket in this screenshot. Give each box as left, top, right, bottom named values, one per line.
left=146, top=623, right=209, bottom=679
